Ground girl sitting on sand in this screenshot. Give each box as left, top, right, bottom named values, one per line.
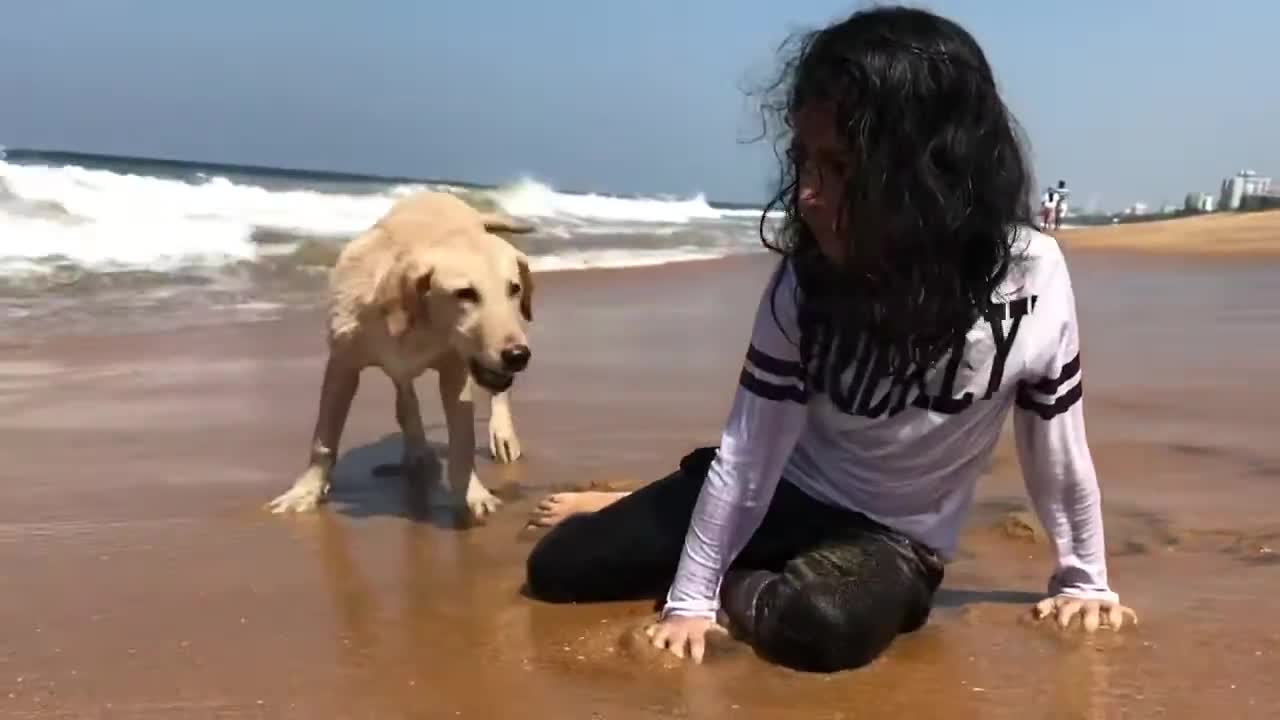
left=522, top=5, right=1136, bottom=673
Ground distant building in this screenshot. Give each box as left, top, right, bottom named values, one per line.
left=1184, top=192, right=1216, bottom=213
left=1220, top=170, right=1273, bottom=210
left=1242, top=190, right=1280, bottom=212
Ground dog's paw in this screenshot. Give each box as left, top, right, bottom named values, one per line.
left=266, top=482, right=328, bottom=513
left=489, top=424, right=523, bottom=464
left=466, top=486, right=504, bottom=519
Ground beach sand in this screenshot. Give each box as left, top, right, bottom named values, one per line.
left=2, top=215, right=1280, bottom=718
left=1061, top=209, right=1280, bottom=256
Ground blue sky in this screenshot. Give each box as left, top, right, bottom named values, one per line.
left=2, top=1, right=1276, bottom=211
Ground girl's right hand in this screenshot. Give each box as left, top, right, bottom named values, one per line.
left=643, top=614, right=728, bottom=664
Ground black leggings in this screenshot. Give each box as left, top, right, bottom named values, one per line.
left=524, top=447, right=945, bottom=673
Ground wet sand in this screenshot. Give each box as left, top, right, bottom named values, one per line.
left=3, top=223, right=1280, bottom=717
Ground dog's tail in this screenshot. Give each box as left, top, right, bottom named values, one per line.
left=479, top=212, right=536, bottom=235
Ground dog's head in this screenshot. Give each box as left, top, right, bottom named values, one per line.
left=378, top=227, right=535, bottom=393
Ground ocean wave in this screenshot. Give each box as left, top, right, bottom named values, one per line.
left=0, top=159, right=399, bottom=239
left=722, top=207, right=784, bottom=219
left=0, top=159, right=770, bottom=280
left=489, top=177, right=726, bottom=224
left=528, top=245, right=759, bottom=272
left=0, top=211, right=259, bottom=271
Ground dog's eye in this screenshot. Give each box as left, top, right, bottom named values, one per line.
left=508, top=281, right=521, bottom=297
left=453, top=287, right=480, bottom=303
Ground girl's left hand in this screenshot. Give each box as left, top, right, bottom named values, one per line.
left=644, top=614, right=728, bottom=663
left=1033, top=595, right=1138, bottom=632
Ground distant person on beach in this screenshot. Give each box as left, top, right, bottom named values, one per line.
left=1041, top=180, right=1070, bottom=231
left=1052, top=180, right=1070, bottom=230
left=522, top=6, right=1135, bottom=672
left=1041, top=189, right=1057, bottom=230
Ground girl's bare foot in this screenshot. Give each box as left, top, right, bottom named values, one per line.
left=528, top=491, right=630, bottom=527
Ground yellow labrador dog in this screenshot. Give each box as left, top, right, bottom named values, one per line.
left=267, top=191, right=535, bottom=520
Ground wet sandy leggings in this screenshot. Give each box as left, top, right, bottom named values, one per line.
left=524, top=446, right=945, bottom=673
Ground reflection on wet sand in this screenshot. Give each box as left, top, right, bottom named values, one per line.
left=2, top=228, right=1280, bottom=716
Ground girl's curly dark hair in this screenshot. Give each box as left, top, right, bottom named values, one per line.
left=753, top=5, right=1034, bottom=385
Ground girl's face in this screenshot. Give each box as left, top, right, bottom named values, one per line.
left=793, top=104, right=850, bottom=265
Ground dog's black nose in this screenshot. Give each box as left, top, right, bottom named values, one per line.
left=501, top=345, right=531, bottom=372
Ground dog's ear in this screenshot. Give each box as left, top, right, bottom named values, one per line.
left=480, top=212, right=536, bottom=236
left=395, top=267, right=433, bottom=337
left=371, top=253, right=433, bottom=339
left=517, top=255, right=534, bottom=323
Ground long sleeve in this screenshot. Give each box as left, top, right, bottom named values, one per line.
left=1013, top=253, right=1117, bottom=603
left=662, top=260, right=810, bottom=619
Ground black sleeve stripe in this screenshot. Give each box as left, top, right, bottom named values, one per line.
left=745, top=343, right=805, bottom=380
left=739, top=368, right=808, bottom=405
left=1016, top=380, right=1083, bottom=420
left=1028, top=352, right=1081, bottom=395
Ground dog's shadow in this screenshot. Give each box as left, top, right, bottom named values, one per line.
left=326, top=429, right=532, bottom=530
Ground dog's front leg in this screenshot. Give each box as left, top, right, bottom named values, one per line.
left=487, top=389, right=522, bottom=463
left=268, top=350, right=360, bottom=513
left=438, top=356, right=502, bottom=521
